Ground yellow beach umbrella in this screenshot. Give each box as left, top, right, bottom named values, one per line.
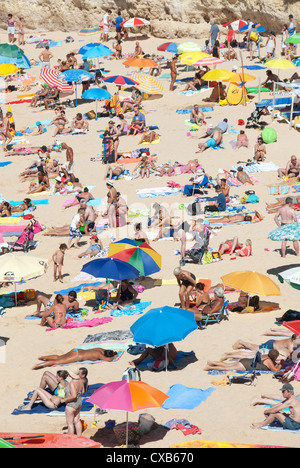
left=221, top=271, right=281, bottom=296
left=130, top=73, right=163, bottom=94
left=224, top=72, right=256, bottom=83
left=0, top=63, right=19, bottom=76
left=202, top=69, right=235, bottom=81
left=179, top=51, right=210, bottom=65
left=265, top=58, right=296, bottom=70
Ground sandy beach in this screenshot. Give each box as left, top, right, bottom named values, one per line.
left=0, top=24, right=300, bottom=449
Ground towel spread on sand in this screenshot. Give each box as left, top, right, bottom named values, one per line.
left=109, top=301, right=151, bottom=317
left=162, top=384, right=215, bottom=409
left=46, top=316, right=112, bottom=331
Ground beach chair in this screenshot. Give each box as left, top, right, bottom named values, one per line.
left=199, top=298, right=229, bottom=329
left=227, top=351, right=261, bottom=386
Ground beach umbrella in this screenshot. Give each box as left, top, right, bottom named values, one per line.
left=81, top=257, right=140, bottom=282
left=103, top=75, right=139, bottom=87
left=82, top=45, right=113, bottom=60
left=108, top=238, right=161, bottom=277
left=283, top=321, right=300, bottom=336
left=193, top=56, right=225, bottom=67
left=239, top=23, right=266, bottom=33
left=222, top=20, right=247, bottom=31
left=265, top=58, right=296, bottom=70
left=81, top=87, right=111, bottom=117
left=201, top=69, right=235, bottom=81
left=130, top=306, right=198, bottom=348
left=58, top=69, right=95, bottom=106
left=122, top=57, right=158, bottom=69
left=269, top=222, right=300, bottom=242
left=78, top=43, right=101, bottom=55
left=224, top=71, right=256, bottom=83
left=0, top=253, right=47, bottom=304
left=286, top=33, right=300, bottom=44
left=0, top=43, right=24, bottom=58
left=278, top=266, right=300, bottom=290
left=130, top=73, right=163, bottom=94
left=0, top=53, right=31, bottom=69
left=121, top=18, right=150, bottom=28
left=179, top=51, right=210, bottom=66
left=40, top=69, right=73, bottom=93
left=78, top=27, right=101, bottom=36
left=157, top=42, right=179, bottom=54
left=221, top=271, right=281, bottom=296
left=87, top=380, right=168, bottom=447
left=0, top=64, right=19, bottom=76
left=178, top=42, right=202, bottom=53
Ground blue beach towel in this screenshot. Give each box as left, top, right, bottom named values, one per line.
left=162, top=384, right=215, bottom=409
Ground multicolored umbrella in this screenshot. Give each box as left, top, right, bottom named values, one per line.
left=269, top=222, right=300, bottom=242
left=239, top=23, right=266, bottom=33
left=178, top=42, right=202, bottom=54
left=87, top=380, right=168, bottom=447
left=108, top=238, right=161, bottom=276
left=78, top=27, right=101, bottom=36
left=121, top=18, right=150, bottom=28
left=103, top=75, right=139, bottom=87
left=130, top=73, right=163, bottom=94
left=221, top=271, right=281, bottom=296
left=157, top=42, right=179, bottom=54
left=40, top=69, right=73, bottom=93
left=222, top=20, right=247, bottom=31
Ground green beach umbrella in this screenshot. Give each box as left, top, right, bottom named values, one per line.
left=286, top=33, right=300, bottom=44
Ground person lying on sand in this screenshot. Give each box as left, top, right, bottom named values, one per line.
left=28, top=291, right=79, bottom=318
left=20, top=370, right=69, bottom=410
left=218, top=237, right=252, bottom=257
left=196, top=129, right=223, bottom=153
left=207, top=211, right=263, bottom=224
left=236, top=166, right=254, bottom=185
left=32, top=347, right=118, bottom=370
left=204, top=349, right=284, bottom=372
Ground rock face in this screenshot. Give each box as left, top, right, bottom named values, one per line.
left=0, top=0, right=299, bottom=37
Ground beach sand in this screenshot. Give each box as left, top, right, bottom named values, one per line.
left=0, top=28, right=300, bottom=448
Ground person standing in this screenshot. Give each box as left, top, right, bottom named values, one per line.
left=7, top=14, right=16, bottom=43
left=115, top=10, right=123, bottom=41
left=209, top=20, right=220, bottom=47
left=61, top=367, right=86, bottom=436
left=39, top=45, right=53, bottom=69
left=103, top=9, right=112, bottom=42
left=169, top=55, right=178, bottom=91
left=274, top=197, right=299, bottom=258
left=17, top=17, right=25, bottom=46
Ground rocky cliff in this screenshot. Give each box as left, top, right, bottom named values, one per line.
left=0, top=0, right=299, bottom=37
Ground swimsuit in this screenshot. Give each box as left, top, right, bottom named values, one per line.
left=206, top=138, right=216, bottom=148
left=181, top=273, right=196, bottom=288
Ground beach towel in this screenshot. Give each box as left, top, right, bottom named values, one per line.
left=84, top=329, right=134, bottom=343
left=110, top=301, right=151, bottom=317
left=176, top=107, right=214, bottom=114
left=261, top=420, right=300, bottom=434
left=137, top=187, right=181, bottom=198
left=46, top=316, right=112, bottom=331
left=162, top=384, right=215, bottom=409
left=232, top=161, right=279, bottom=174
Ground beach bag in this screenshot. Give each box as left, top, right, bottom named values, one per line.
left=250, top=31, right=258, bottom=42
left=122, top=366, right=141, bottom=382
left=127, top=344, right=146, bottom=355
left=201, top=250, right=213, bottom=264
left=113, top=422, right=141, bottom=445
left=85, top=110, right=96, bottom=120
left=187, top=201, right=201, bottom=216
left=24, top=289, right=36, bottom=302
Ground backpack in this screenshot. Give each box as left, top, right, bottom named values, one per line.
left=122, top=366, right=141, bottom=382
left=277, top=309, right=300, bottom=323
left=187, top=201, right=201, bottom=216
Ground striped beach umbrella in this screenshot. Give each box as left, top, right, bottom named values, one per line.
left=222, top=20, right=247, bottom=31
left=157, top=42, right=179, bottom=54
left=179, top=51, right=210, bottom=65
left=78, top=27, right=101, bottom=36
left=130, top=73, right=163, bottom=94
left=103, top=75, right=139, bottom=86
left=108, top=238, right=161, bottom=277
left=178, top=42, right=202, bottom=54
left=193, top=56, right=225, bottom=67
left=121, top=18, right=150, bottom=28
left=40, top=69, right=73, bottom=92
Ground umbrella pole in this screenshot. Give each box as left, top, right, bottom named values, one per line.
left=14, top=282, right=17, bottom=306
left=290, top=93, right=295, bottom=130
left=126, top=411, right=128, bottom=448
left=165, top=344, right=168, bottom=372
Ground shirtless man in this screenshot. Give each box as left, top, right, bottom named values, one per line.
left=236, top=166, right=254, bottom=185
left=169, top=56, right=178, bottom=92
left=133, top=41, right=143, bottom=57
left=190, top=105, right=205, bottom=125
left=197, top=129, right=223, bottom=153
left=61, top=142, right=75, bottom=183
left=274, top=197, right=299, bottom=257
left=40, top=294, right=67, bottom=328
left=71, top=113, right=89, bottom=133
left=39, top=46, right=53, bottom=69
left=251, top=383, right=300, bottom=431
left=278, top=155, right=300, bottom=179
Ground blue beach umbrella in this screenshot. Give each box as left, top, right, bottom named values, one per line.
left=269, top=222, right=300, bottom=242
left=58, top=69, right=95, bottom=106
left=293, top=58, right=300, bottom=67
left=81, top=257, right=140, bottom=281
left=130, top=306, right=197, bottom=371
left=81, top=87, right=111, bottom=117
left=78, top=43, right=101, bottom=55
left=82, top=45, right=113, bottom=60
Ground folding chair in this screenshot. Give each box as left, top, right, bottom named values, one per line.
left=198, top=299, right=229, bottom=329
left=227, top=351, right=261, bottom=386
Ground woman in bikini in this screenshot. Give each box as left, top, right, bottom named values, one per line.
left=32, top=347, right=118, bottom=370
left=20, top=370, right=69, bottom=411
left=173, top=267, right=197, bottom=309
left=204, top=349, right=284, bottom=372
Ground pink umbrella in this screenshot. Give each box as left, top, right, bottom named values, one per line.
left=222, top=20, right=247, bottom=31
left=193, top=57, right=225, bottom=67
left=87, top=380, right=168, bottom=446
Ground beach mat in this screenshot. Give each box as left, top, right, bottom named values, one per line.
left=162, top=384, right=215, bottom=409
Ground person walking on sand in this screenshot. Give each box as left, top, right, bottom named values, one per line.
left=52, top=243, right=67, bottom=283
left=274, top=197, right=299, bottom=258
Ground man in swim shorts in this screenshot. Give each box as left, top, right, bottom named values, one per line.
left=197, top=129, right=223, bottom=153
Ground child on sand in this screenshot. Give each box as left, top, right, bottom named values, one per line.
left=52, top=243, right=67, bottom=282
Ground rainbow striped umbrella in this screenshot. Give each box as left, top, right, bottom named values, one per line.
left=78, top=27, right=101, bottom=36
left=130, top=73, right=163, bottom=94
left=108, top=238, right=161, bottom=277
